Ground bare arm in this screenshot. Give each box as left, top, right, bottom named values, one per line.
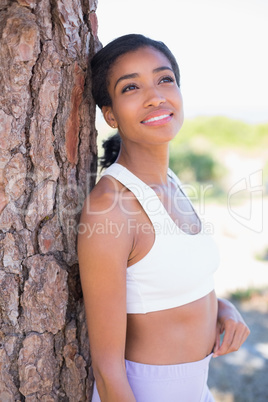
left=213, top=298, right=250, bottom=357
left=78, top=186, right=136, bottom=401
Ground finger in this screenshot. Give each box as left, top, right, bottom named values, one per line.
left=213, top=322, right=236, bottom=357
left=230, top=323, right=251, bottom=352
left=215, top=322, right=250, bottom=357
left=213, top=325, right=222, bottom=355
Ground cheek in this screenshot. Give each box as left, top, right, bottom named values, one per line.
left=176, top=95, right=184, bottom=117
left=175, top=90, right=183, bottom=106
left=113, top=100, right=137, bottom=124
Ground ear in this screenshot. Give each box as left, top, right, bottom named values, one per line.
left=102, top=106, right=118, bottom=129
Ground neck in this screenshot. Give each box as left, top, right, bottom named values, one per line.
left=116, top=140, right=170, bottom=186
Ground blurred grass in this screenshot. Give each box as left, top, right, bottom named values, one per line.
left=97, top=115, right=268, bottom=201
left=171, top=116, right=268, bottom=149
left=229, top=286, right=268, bottom=301
left=169, top=116, right=268, bottom=201
left=255, top=246, right=268, bottom=262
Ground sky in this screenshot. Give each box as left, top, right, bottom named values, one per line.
left=96, top=0, right=268, bottom=124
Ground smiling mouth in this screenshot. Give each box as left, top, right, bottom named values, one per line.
left=141, top=113, right=173, bottom=124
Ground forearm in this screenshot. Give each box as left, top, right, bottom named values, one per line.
left=217, top=297, right=231, bottom=316
left=217, top=297, right=242, bottom=321
left=93, top=363, right=136, bottom=402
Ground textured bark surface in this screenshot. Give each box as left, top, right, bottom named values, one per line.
left=0, top=1, right=100, bottom=400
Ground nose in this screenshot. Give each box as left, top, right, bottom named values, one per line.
left=143, top=86, right=166, bottom=108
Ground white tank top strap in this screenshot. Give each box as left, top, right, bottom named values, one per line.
left=167, top=167, right=197, bottom=211
left=167, top=167, right=182, bottom=186
left=102, top=163, right=167, bottom=229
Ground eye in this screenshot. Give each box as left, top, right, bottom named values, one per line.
left=159, top=75, right=175, bottom=84
left=122, top=83, right=138, bottom=93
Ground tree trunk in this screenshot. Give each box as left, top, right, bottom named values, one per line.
left=0, top=1, right=100, bottom=400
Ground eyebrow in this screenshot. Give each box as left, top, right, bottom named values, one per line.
left=114, top=66, right=174, bottom=90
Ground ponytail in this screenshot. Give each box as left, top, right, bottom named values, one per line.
left=99, top=133, right=121, bottom=170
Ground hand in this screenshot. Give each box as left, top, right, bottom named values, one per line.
left=213, top=298, right=250, bottom=358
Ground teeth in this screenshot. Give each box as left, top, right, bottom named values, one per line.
left=143, top=114, right=170, bottom=123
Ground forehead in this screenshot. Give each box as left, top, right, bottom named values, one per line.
left=108, top=46, right=172, bottom=82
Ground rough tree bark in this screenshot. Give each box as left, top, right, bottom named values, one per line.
left=0, top=1, right=100, bottom=400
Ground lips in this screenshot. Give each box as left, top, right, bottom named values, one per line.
left=141, top=110, right=173, bottom=126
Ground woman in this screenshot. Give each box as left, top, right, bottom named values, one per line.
left=78, top=34, right=250, bottom=402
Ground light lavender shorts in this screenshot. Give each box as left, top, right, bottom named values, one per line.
left=91, top=353, right=214, bottom=402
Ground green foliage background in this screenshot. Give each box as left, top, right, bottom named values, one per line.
left=171, top=116, right=268, bottom=149
left=169, top=116, right=268, bottom=200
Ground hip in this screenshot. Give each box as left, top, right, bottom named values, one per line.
left=91, top=353, right=214, bottom=402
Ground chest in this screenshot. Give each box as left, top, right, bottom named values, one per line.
left=150, top=182, right=201, bottom=235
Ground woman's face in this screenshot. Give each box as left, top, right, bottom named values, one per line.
left=102, top=46, right=184, bottom=146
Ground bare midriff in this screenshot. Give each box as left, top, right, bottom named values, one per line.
left=125, top=290, right=218, bottom=365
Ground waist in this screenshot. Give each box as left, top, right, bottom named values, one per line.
left=125, top=352, right=213, bottom=379
left=125, top=291, right=218, bottom=365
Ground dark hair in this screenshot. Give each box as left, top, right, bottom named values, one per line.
left=99, top=132, right=121, bottom=169
left=91, top=34, right=181, bottom=168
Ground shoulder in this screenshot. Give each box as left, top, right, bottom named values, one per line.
left=79, top=176, right=125, bottom=233
left=78, top=177, right=133, bottom=270
left=84, top=175, right=123, bottom=214
left=82, top=174, right=140, bottom=221
left=78, top=175, right=139, bottom=254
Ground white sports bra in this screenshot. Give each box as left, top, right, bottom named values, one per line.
left=102, top=163, right=220, bottom=314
